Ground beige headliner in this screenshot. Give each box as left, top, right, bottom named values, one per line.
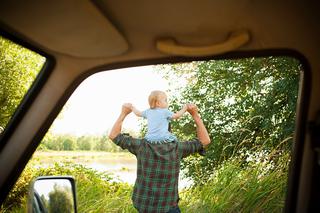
left=0, top=0, right=128, bottom=58
left=1, top=1, right=319, bottom=61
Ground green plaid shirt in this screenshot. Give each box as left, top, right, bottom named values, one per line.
left=112, top=133, right=204, bottom=213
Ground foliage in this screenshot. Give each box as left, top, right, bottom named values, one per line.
left=180, top=149, right=290, bottom=213
left=48, top=184, right=73, bottom=213
left=0, top=36, right=45, bottom=130
left=2, top=147, right=290, bottom=212
left=1, top=162, right=135, bottom=212
left=156, top=57, right=300, bottom=182
left=77, top=135, right=93, bottom=150
left=40, top=133, right=123, bottom=152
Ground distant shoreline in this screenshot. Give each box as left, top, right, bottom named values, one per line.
left=32, top=150, right=136, bottom=162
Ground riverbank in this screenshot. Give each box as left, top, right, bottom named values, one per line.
left=31, top=150, right=138, bottom=183
left=33, top=150, right=135, bottom=160
left=32, top=151, right=136, bottom=168
left=31, top=150, right=192, bottom=188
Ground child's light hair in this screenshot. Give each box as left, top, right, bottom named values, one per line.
left=148, top=90, right=166, bottom=109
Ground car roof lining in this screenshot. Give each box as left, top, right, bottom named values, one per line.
left=1, top=0, right=319, bottom=62
left=0, top=0, right=128, bottom=58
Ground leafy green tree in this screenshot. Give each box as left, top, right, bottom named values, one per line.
left=94, top=134, right=109, bottom=151
left=48, top=184, right=73, bottom=213
left=40, top=133, right=127, bottom=152
left=62, top=137, right=76, bottom=151
left=44, top=135, right=63, bottom=151
left=38, top=131, right=53, bottom=150
left=95, top=134, right=124, bottom=152
left=0, top=36, right=45, bottom=130
left=157, top=57, right=300, bottom=182
left=77, top=136, right=92, bottom=150
left=40, top=194, right=48, bottom=209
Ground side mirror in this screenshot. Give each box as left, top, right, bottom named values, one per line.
left=28, top=176, right=77, bottom=213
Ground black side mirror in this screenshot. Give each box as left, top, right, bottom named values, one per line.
left=28, top=176, right=77, bottom=213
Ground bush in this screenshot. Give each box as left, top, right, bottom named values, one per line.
left=1, top=162, right=136, bottom=212
left=180, top=150, right=290, bottom=212
left=62, top=138, right=76, bottom=150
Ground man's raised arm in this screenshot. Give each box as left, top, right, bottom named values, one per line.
left=109, top=103, right=132, bottom=140
left=187, top=104, right=211, bottom=146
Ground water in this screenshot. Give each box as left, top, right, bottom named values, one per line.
left=34, top=152, right=192, bottom=190
left=85, top=160, right=137, bottom=184
left=84, top=160, right=193, bottom=190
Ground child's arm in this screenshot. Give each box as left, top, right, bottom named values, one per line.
left=172, top=104, right=188, bottom=120
left=131, top=105, right=142, bottom=117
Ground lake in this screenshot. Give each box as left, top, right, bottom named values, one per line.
left=32, top=151, right=192, bottom=189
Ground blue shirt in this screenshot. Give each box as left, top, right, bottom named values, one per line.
left=142, top=108, right=176, bottom=142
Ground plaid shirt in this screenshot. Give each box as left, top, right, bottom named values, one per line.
left=112, top=133, right=204, bottom=213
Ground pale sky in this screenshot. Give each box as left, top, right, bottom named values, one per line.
left=51, top=65, right=169, bottom=136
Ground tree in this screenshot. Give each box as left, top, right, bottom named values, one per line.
left=77, top=136, right=92, bottom=150
left=0, top=36, right=45, bottom=130
left=62, top=137, right=76, bottom=151
left=94, top=134, right=109, bottom=151
left=48, top=184, right=73, bottom=213
left=156, top=56, right=301, bottom=182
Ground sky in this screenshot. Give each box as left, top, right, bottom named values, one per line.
left=51, top=65, right=169, bottom=136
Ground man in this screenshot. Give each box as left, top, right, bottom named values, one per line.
left=109, top=103, right=210, bottom=213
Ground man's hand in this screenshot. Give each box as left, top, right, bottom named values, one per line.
left=109, top=103, right=132, bottom=140
left=122, top=103, right=132, bottom=115
left=187, top=103, right=199, bottom=116
left=186, top=103, right=211, bottom=146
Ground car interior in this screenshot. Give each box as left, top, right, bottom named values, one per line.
left=0, top=0, right=320, bottom=212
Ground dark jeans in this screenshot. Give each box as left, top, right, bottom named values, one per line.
left=166, top=206, right=181, bottom=213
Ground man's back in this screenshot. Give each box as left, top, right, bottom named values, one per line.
left=134, top=140, right=180, bottom=212
left=112, top=133, right=204, bottom=213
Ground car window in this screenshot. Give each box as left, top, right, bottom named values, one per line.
left=0, top=35, right=46, bottom=135
left=3, top=55, right=303, bottom=212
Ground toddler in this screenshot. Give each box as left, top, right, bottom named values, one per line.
left=130, top=90, right=187, bottom=143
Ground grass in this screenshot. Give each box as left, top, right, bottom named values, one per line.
left=1, top=162, right=137, bottom=213
left=2, top=150, right=289, bottom=212
left=180, top=152, right=289, bottom=212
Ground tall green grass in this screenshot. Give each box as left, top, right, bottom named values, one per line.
left=2, top=149, right=289, bottom=212
left=180, top=150, right=290, bottom=212
left=1, top=162, right=137, bottom=213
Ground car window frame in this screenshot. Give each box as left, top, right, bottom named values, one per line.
left=0, top=24, right=311, bottom=213
left=73, top=50, right=310, bottom=213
